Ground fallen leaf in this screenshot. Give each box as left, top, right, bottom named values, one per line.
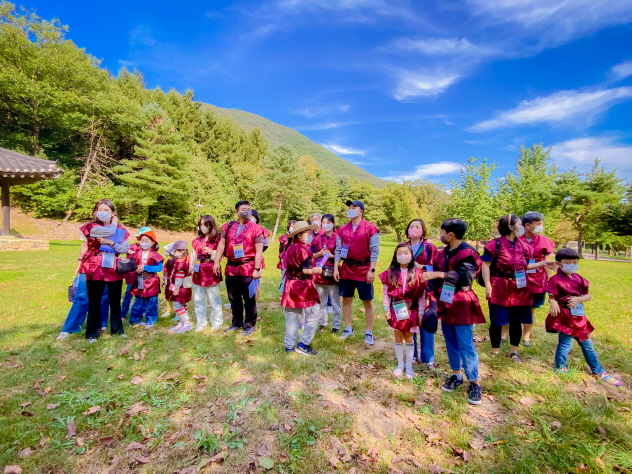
left=596, top=426, right=607, bottom=438
left=119, top=348, right=129, bottom=355
left=4, top=466, right=22, bottom=474
left=66, top=420, right=77, bottom=438
left=348, top=468, right=358, bottom=474
left=39, top=437, right=49, bottom=447
left=257, top=444, right=268, bottom=456
left=106, top=355, right=115, bottom=360
left=259, top=457, right=274, bottom=470
left=284, top=423, right=292, bottom=432
left=58, top=376, right=67, bottom=382
left=127, top=442, right=144, bottom=451
left=595, top=458, right=606, bottom=469
left=99, top=437, right=115, bottom=446
left=137, top=456, right=149, bottom=464
left=18, top=448, right=31, bottom=458
left=211, top=451, right=225, bottom=463
left=232, top=361, right=239, bottom=368
left=130, top=376, right=143, bottom=385
left=426, top=431, right=442, bottom=443
left=279, top=453, right=289, bottom=463
left=550, top=421, right=562, bottom=430
left=463, top=451, right=472, bottom=462
left=133, top=352, right=141, bottom=361
left=469, top=438, right=485, bottom=451
left=19, top=401, right=31, bottom=408
left=21, top=411, right=34, bottom=417
left=328, top=455, right=339, bottom=467
left=46, top=403, right=59, bottom=410
left=412, top=459, right=423, bottom=468
left=140, top=349, right=147, bottom=360
left=388, top=468, right=404, bottom=474
left=428, top=464, right=454, bottom=474
left=75, top=437, right=84, bottom=447
left=82, top=405, right=101, bottom=415
left=197, top=457, right=211, bottom=470
left=271, top=364, right=279, bottom=369
left=519, top=397, right=535, bottom=407
left=44, top=386, right=52, bottom=393
left=117, top=374, right=124, bottom=380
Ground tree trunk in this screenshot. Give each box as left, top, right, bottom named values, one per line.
left=577, top=226, right=583, bottom=258
left=594, top=244, right=599, bottom=260
left=475, top=240, right=480, bottom=252
left=271, top=199, right=283, bottom=242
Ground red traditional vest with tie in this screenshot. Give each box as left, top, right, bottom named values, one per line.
left=484, top=236, right=534, bottom=307
left=408, top=239, right=438, bottom=269
left=164, top=257, right=192, bottom=305
left=544, top=270, right=594, bottom=341
left=518, top=234, right=555, bottom=293
left=337, top=219, right=379, bottom=281
left=79, top=222, right=130, bottom=282
left=192, top=236, right=222, bottom=287
left=312, top=231, right=338, bottom=285
left=222, top=221, right=264, bottom=277
left=130, top=249, right=164, bottom=298
left=281, top=241, right=319, bottom=308
left=124, top=242, right=141, bottom=284
left=378, top=267, right=426, bottom=331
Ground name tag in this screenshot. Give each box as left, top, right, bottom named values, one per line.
left=193, top=259, right=201, bottom=272
left=440, top=284, right=455, bottom=304
left=340, top=244, right=349, bottom=259
left=571, top=302, right=585, bottom=317
left=137, top=275, right=144, bottom=290
left=233, top=244, right=245, bottom=259
left=101, top=253, right=115, bottom=269
left=425, top=265, right=433, bottom=272
left=526, top=259, right=536, bottom=274
left=515, top=271, right=527, bottom=289
left=393, top=301, right=410, bottom=321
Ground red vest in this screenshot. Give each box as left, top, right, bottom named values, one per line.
left=79, top=222, right=130, bottom=282
left=277, top=233, right=290, bottom=270
left=378, top=267, right=426, bottom=331
left=312, top=231, right=338, bottom=285
left=281, top=242, right=319, bottom=308
left=544, top=270, right=593, bottom=341
left=519, top=234, right=555, bottom=293
left=337, top=219, right=379, bottom=281
left=484, top=236, right=534, bottom=307
left=164, top=257, right=192, bottom=304
left=192, top=236, right=222, bottom=287
left=222, top=221, right=264, bottom=277
left=130, top=249, right=164, bottom=298
left=408, top=239, right=438, bottom=268
left=431, top=247, right=486, bottom=325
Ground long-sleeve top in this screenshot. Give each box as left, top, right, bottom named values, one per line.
left=428, top=242, right=478, bottom=292
left=334, top=232, right=380, bottom=262
left=82, top=221, right=130, bottom=254
left=382, top=269, right=424, bottom=311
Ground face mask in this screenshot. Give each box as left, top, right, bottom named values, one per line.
left=440, top=234, right=450, bottom=245
left=533, top=225, right=544, bottom=234
left=408, top=228, right=422, bottom=240
left=302, top=234, right=313, bottom=244
left=140, top=242, right=152, bottom=250
left=513, top=225, right=524, bottom=237
left=347, top=209, right=358, bottom=218
left=322, top=223, right=334, bottom=232
left=562, top=263, right=578, bottom=274
left=96, top=211, right=111, bottom=222
left=311, top=220, right=320, bottom=226
left=397, top=254, right=412, bottom=265
left=200, top=225, right=209, bottom=234
left=250, top=217, right=257, bottom=224
left=288, top=227, right=294, bottom=233
left=238, top=210, right=252, bottom=220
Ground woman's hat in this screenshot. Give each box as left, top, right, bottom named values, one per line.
left=288, top=221, right=318, bottom=238
left=139, top=230, right=158, bottom=243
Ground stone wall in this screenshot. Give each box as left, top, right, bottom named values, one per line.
left=0, top=236, right=49, bottom=251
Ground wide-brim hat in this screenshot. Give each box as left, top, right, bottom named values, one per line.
left=172, top=240, right=188, bottom=250
left=288, top=221, right=318, bottom=238
left=138, top=230, right=158, bottom=243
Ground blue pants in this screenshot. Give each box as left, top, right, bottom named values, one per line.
left=554, top=332, right=604, bottom=374
left=129, top=295, right=159, bottom=326
left=61, top=274, right=110, bottom=333
left=442, top=322, right=479, bottom=382
left=121, top=283, right=133, bottom=318
left=413, top=328, right=435, bottom=363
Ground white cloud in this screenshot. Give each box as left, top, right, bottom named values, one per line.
left=322, top=143, right=367, bottom=155
left=384, top=161, right=462, bottom=181
left=296, top=103, right=350, bottom=118
left=393, top=71, right=460, bottom=100
left=611, top=60, right=632, bottom=81
left=470, top=87, right=632, bottom=131
left=394, top=37, right=495, bottom=58
left=551, top=136, right=632, bottom=175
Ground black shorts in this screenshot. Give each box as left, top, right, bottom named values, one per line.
left=532, top=292, right=546, bottom=309
left=338, top=279, right=374, bottom=301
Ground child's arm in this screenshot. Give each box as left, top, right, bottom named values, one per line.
left=383, top=285, right=390, bottom=313
left=548, top=296, right=560, bottom=317
left=567, top=292, right=591, bottom=307
left=143, top=262, right=163, bottom=273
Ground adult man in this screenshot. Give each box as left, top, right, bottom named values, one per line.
left=333, top=200, right=380, bottom=345
left=214, top=201, right=264, bottom=336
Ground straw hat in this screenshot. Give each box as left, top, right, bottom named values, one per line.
left=288, top=221, right=318, bottom=238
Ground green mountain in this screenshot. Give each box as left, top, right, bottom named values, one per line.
left=206, top=104, right=385, bottom=187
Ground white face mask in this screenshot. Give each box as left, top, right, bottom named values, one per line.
left=140, top=242, right=152, bottom=250
left=173, top=251, right=183, bottom=259
left=311, top=220, right=320, bottom=226
left=96, top=211, right=112, bottom=222
left=347, top=209, right=358, bottom=218
left=288, top=227, right=294, bottom=233
left=513, top=225, right=524, bottom=237
left=302, top=234, right=313, bottom=245
left=250, top=217, right=257, bottom=224
left=562, top=263, right=578, bottom=274
left=322, top=223, right=334, bottom=232
left=533, top=225, right=544, bottom=234
left=200, top=225, right=209, bottom=234
left=396, top=254, right=412, bottom=265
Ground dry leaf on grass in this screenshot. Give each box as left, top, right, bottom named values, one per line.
left=39, top=437, right=49, bottom=447
left=519, top=397, right=535, bottom=407
left=550, top=421, right=562, bottom=430
left=428, top=465, right=455, bottom=474
left=257, top=444, right=268, bottom=456
left=388, top=468, right=404, bottom=474
left=469, top=438, right=485, bottom=451
left=119, top=348, right=129, bottom=355
left=126, top=442, right=144, bottom=451
left=328, top=455, right=339, bottom=467
left=66, top=421, right=77, bottom=438
left=46, top=403, right=60, bottom=410
left=4, top=466, right=22, bottom=474
left=130, top=376, right=143, bottom=385
left=75, top=437, right=84, bottom=447
left=597, top=426, right=607, bottom=438
left=19, top=401, right=31, bottom=408
left=106, top=355, right=114, bottom=360
left=211, top=451, right=225, bottom=463
left=117, top=374, right=124, bottom=380
left=18, top=448, right=31, bottom=458
left=82, top=405, right=100, bottom=415
left=137, top=456, right=149, bottom=464
left=20, top=411, right=33, bottom=417
left=133, top=352, right=141, bottom=361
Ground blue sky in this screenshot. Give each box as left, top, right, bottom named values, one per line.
left=23, top=0, right=632, bottom=183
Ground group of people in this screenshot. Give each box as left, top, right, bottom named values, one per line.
left=57, top=198, right=623, bottom=407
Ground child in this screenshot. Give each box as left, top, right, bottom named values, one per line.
left=545, top=248, right=622, bottom=386
left=161, top=242, right=176, bottom=318
left=281, top=221, right=323, bottom=355
left=192, top=215, right=223, bottom=331
left=129, top=231, right=164, bottom=328
left=122, top=227, right=151, bottom=319
left=422, top=218, right=486, bottom=405
left=379, top=243, right=426, bottom=379
left=165, top=240, right=194, bottom=333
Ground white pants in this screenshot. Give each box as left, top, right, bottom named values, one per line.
left=193, top=283, right=223, bottom=329
left=315, top=283, right=342, bottom=329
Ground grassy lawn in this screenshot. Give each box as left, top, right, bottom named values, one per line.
left=1, top=240, right=631, bottom=473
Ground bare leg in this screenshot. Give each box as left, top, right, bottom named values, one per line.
left=363, top=299, right=375, bottom=331
left=342, top=296, right=354, bottom=328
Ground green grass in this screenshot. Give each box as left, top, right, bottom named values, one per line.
left=1, top=241, right=631, bottom=473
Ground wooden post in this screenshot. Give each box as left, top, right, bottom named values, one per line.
left=1, top=179, right=9, bottom=237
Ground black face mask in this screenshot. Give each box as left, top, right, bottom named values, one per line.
left=440, top=234, right=450, bottom=246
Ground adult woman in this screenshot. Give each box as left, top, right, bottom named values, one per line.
left=406, top=218, right=438, bottom=369
left=482, top=215, right=556, bottom=361
left=78, top=199, right=130, bottom=342
left=312, top=214, right=342, bottom=333
left=192, top=215, right=223, bottom=331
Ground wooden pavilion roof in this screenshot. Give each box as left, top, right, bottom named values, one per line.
left=0, top=147, right=62, bottom=184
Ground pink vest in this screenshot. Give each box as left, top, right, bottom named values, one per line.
left=408, top=239, right=438, bottom=268
left=519, top=234, right=555, bottom=293
left=281, top=242, right=319, bottom=308
left=222, top=221, right=264, bottom=277
left=192, top=236, right=222, bottom=287
left=164, top=257, right=192, bottom=304
left=337, top=219, right=379, bottom=281
left=312, top=231, right=338, bottom=285
left=544, top=271, right=593, bottom=341
left=484, top=236, right=534, bottom=307
left=130, top=249, right=164, bottom=298
left=79, top=222, right=130, bottom=282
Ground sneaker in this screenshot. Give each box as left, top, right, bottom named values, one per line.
left=425, top=362, right=436, bottom=371
left=88, top=338, right=98, bottom=344
left=405, top=368, right=415, bottom=379
left=145, top=325, right=154, bottom=329
left=172, top=315, right=180, bottom=322
left=285, top=347, right=296, bottom=353
left=242, top=327, right=256, bottom=337
left=392, top=367, right=404, bottom=377
left=101, top=327, right=107, bottom=332
left=509, top=353, right=523, bottom=363
left=211, top=325, right=223, bottom=331
left=522, top=340, right=531, bottom=347
left=177, top=323, right=194, bottom=333
left=441, top=375, right=464, bottom=393
left=340, top=328, right=354, bottom=340
left=120, top=334, right=128, bottom=339
left=318, top=325, right=326, bottom=331
left=224, top=325, right=241, bottom=333
left=364, top=332, right=374, bottom=346
left=169, top=323, right=183, bottom=332
left=138, top=322, right=147, bottom=327
left=468, top=382, right=482, bottom=405
left=500, top=338, right=506, bottom=345
left=555, top=367, right=568, bottom=373
left=600, top=372, right=623, bottom=387
left=296, top=343, right=318, bottom=356
left=56, top=332, right=70, bottom=341
left=331, top=328, right=339, bottom=335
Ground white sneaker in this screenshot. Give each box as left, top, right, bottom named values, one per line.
left=170, top=323, right=183, bottom=332
left=88, top=338, right=98, bottom=344
left=211, top=325, right=223, bottom=331
left=340, top=328, right=354, bottom=340
left=195, top=326, right=206, bottom=332
left=56, top=332, right=70, bottom=341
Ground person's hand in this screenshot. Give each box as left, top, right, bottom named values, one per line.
left=542, top=260, right=557, bottom=269
left=98, top=238, right=113, bottom=245
left=213, top=264, right=221, bottom=276
left=566, top=296, right=581, bottom=308
left=173, top=287, right=180, bottom=296
left=421, top=271, right=443, bottom=282
left=253, top=269, right=262, bottom=280
left=366, top=270, right=375, bottom=284
left=550, top=299, right=560, bottom=317
left=202, top=247, right=210, bottom=254
left=333, top=267, right=340, bottom=282
left=135, top=265, right=144, bottom=273
left=485, top=284, right=493, bottom=300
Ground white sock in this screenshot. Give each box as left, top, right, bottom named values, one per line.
left=405, top=343, right=414, bottom=374
left=394, top=343, right=404, bottom=369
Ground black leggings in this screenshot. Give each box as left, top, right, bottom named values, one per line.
left=489, top=311, right=523, bottom=348
left=86, top=279, right=124, bottom=339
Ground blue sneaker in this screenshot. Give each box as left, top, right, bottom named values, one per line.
left=297, top=343, right=318, bottom=356
left=364, top=332, right=374, bottom=346
left=285, top=347, right=296, bottom=353
left=224, top=325, right=241, bottom=333
left=242, top=327, right=256, bottom=337
left=340, top=328, right=354, bottom=340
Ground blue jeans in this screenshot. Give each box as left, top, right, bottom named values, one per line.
left=442, top=322, right=479, bottom=381
left=61, top=274, right=110, bottom=333
left=413, top=328, right=435, bottom=363
left=129, top=295, right=159, bottom=326
left=121, top=283, right=133, bottom=318
left=554, top=332, right=604, bottom=374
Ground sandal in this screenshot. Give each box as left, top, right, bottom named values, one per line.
left=509, top=353, right=523, bottom=363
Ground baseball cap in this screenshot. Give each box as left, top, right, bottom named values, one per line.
left=345, top=200, right=364, bottom=211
